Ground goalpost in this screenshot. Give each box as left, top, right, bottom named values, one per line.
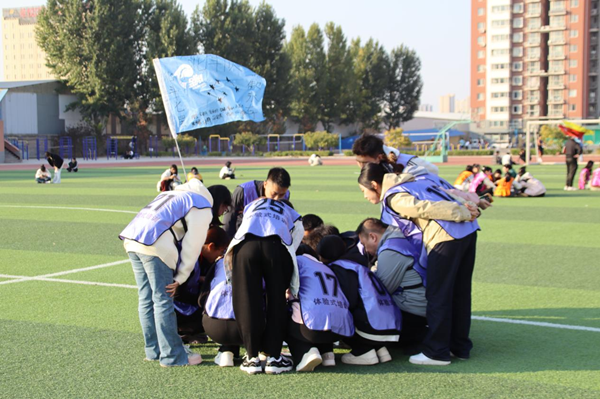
left=525, top=118, right=600, bottom=165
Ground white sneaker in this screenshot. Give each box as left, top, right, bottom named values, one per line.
left=409, top=352, right=450, bottom=366
left=214, top=351, right=234, bottom=367
left=322, top=352, right=336, bottom=367
left=568, top=186, right=578, bottom=191
left=296, top=347, right=322, bottom=372
left=376, top=347, right=392, bottom=363
left=265, top=355, right=294, bottom=374
left=564, top=186, right=569, bottom=191
left=341, top=349, right=379, bottom=365
left=240, top=355, right=262, bottom=375
left=187, top=353, right=203, bottom=365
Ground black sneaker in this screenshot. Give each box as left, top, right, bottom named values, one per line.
left=265, top=355, right=294, bottom=374
left=240, top=355, right=262, bottom=375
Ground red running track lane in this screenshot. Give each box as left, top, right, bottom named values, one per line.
left=2, top=155, right=599, bottom=171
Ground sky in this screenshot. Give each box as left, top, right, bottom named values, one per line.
left=0, top=0, right=470, bottom=111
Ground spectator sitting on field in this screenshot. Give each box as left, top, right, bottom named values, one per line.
left=67, top=158, right=78, bottom=172
left=35, top=165, right=52, bottom=184
left=219, top=161, right=235, bottom=180
left=157, top=164, right=181, bottom=192
left=503, top=164, right=517, bottom=179
left=453, top=165, right=474, bottom=191
left=308, top=154, right=323, bottom=166
left=495, top=151, right=502, bottom=165
left=187, top=167, right=203, bottom=183
left=515, top=167, right=546, bottom=197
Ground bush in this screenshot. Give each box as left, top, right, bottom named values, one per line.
left=233, top=132, right=265, bottom=153
left=207, top=151, right=224, bottom=157
left=303, top=131, right=339, bottom=150
left=264, top=150, right=333, bottom=157
left=384, top=128, right=412, bottom=149
left=161, top=135, right=196, bottom=154
left=343, top=150, right=354, bottom=157
left=448, top=150, right=495, bottom=156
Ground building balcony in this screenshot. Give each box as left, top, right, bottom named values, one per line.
left=524, top=41, right=541, bottom=47
left=524, top=98, right=540, bottom=104
left=548, top=83, right=566, bottom=89
left=525, top=0, right=541, bottom=3
left=548, top=9, right=567, bottom=16
left=592, top=9, right=598, bottom=16
left=526, top=12, right=542, bottom=18
left=590, top=27, right=599, bottom=33
left=548, top=54, right=566, bottom=60
left=525, top=70, right=547, bottom=76
left=548, top=97, right=565, bottom=104
left=525, top=26, right=542, bottom=33
left=547, top=69, right=566, bottom=75
left=524, top=86, right=540, bottom=91
left=547, top=113, right=565, bottom=119
left=590, top=71, right=598, bottom=76
left=548, top=39, right=566, bottom=46
left=541, top=25, right=567, bottom=32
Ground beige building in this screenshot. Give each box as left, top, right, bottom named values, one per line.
left=2, top=6, right=53, bottom=81
left=439, top=94, right=456, bottom=113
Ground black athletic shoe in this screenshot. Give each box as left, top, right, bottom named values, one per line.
left=265, top=355, right=294, bottom=374
left=240, top=355, right=262, bottom=375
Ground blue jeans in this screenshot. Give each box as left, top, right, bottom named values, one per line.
left=128, top=252, right=187, bottom=366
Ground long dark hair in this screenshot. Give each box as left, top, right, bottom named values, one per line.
left=358, top=162, right=396, bottom=190
left=585, top=161, right=594, bottom=171
left=207, top=185, right=232, bottom=226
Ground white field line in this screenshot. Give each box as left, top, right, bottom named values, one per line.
left=0, top=274, right=136, bottom=289
left=0, top=205, right=137, bottom=214
left=0, top=259, right=130, bottom=285
left=472, top=316, right=600, bottom=333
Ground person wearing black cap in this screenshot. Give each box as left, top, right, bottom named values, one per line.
left=318, top=235, right=401, bottom=366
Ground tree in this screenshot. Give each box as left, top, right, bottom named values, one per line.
left=136, top=0, right=194, bottom=126
left=303, top=131, right=338, bottom=150
left=233, top=131, right=265, bottom=153
left=348, top=38, right=390, bottom=131
left=540, top=125, right=566, bottom=147
left=383, top=46, right=423, bottom=129
left=36, top=0, right=143, bottom=132
left=384, top=128, right=412, bottom=149
left=322, top=22, right=353, bottom=132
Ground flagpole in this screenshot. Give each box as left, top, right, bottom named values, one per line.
left=173, top=135, right=187, bottom=182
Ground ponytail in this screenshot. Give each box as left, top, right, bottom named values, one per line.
left=358, top=162, right=399, bottom=190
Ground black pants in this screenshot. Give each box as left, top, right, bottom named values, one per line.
left=286, top=320, right=337, bottom=364
left=202, top=314, right=241, bottom=356
left=422, top=232, right=477, bottom=361
left=399, top=310, right=428, bottom=347
left=232, top=236, right=293, bottom=358
left=175, top=308, right=203, bottom=335
left=566, top=157, right=578, bottom=187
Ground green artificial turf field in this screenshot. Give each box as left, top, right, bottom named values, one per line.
left=0, top=163, right=599, bottom=398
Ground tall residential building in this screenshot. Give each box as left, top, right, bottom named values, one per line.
left=456, top=96, right=472, bottom=113
left=471, top=0, right=600, bottom=136
left=439, top=94, right=456, bottom=113
left=419, top=103, right=434, bottom=112
left=2, top=6, right=53, bottom=81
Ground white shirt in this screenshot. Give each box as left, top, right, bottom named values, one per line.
left=501, top=154, right=512, bottom=166
left=219, top=166, right=234, bottom=178
left=35, top=169, right=51, bottom=179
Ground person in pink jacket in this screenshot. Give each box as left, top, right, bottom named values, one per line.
left=579, top=161, right=594, bottom=190
left=590, top=166, right=600, bottom=191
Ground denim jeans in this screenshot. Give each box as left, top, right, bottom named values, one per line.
left=128, top=252, right=187, bottom=366
left=52, top=167, right=62, bottom=184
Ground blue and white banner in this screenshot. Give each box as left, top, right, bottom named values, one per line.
left=153, top=54, right=266, bottom=138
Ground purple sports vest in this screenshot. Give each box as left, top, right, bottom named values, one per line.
left=396, top=153, right=416, bottom=168
left=239, top=180, right=291, bottom=207
left=119, top=191, right=211, bottom=246
left=383, top=180, right=480, bottom=240
left=205, top=259, right=235, bottom=320
left=378, top=237, right=426, bottom=288
left=234, top=198, right=301, bottom=246
left=330, top=259, right=402, bottom=332
left=173, top=260, right=201, bottom=316
left=297, top=255, right=354, bottom=337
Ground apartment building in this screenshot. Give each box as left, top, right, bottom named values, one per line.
left=471, top=0, right=600, bottom=137
left=2, top=6, right=53, bottom=81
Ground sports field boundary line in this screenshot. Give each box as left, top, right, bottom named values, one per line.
left=0, top=205, right=137, bottom=214
left=472, top=316, right=600, bottom=333
left=0, top=274, right=137, bottom=289
left=0, top=259, right=130, bottom=285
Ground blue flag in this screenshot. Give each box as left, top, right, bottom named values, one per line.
left=153, top=54, right=266, bottom=137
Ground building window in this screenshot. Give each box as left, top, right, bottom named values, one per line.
left=512, top=91, right=523, bottom=100
left=477, top=22, right=485, bottom=32
left=527, top=18, right=541, bottom=29
left=492, top=92, right=509, bottom=98
left=513, top=62, right=523, bottom=71
left=478, top=36, right=486, bottom=46
left=512, top=76, right=523, bottom=85
left=512, top=47, right=523, bottom=57
left=478, top=50, right=485, bottom=59
left=569, top=44, right=578, bottom=52
left=477, top=93, right=484, bottom=101
left=477, top=79, right=485, bottom=86
left=569, top=59, right=577, bottom=68
left=513, top=18, right=524, bottom=28
left=569, top=74, right=577, bottom=82
left=570, top=30, right=578, bottom=38
left=571, top=0, right=579, bottom=7
left=550, top=16, right=566, bottom=28
left=492, top=63, right=510, bottom=70
left=492, top=5, right=510, bottom=13
left=513, top=3, right=524, bottom=13
left=513, top=32, right=524, bottom=43
left=492, top=78, right=508, bottom=84
left=569, top=89, right=577, bottom=97
left=477, top=65, right=485, bottom=72
left=491, top=107, right=508, bottom=113
left=492, top=34, right=510, bottom=42
left=512, top=105, right=523, bottom=114
left=569, top=104, right=576, bottom=111
left=478, top=7, right=485, bottom=16
left=570, top=14, right=579, bottom=23
left=492, top=19, right=510, bottom=27
left=492, top=48, right=510, bottom=56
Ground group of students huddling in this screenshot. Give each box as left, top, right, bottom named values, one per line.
left=453, top=162, right=547, bottom=198
left=119, top=134, right=489, bottom=374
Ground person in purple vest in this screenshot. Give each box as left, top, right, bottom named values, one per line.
left=174, top=226, right=230, bottom=345
left=358, top=162, right=481, bottom=366
left=222, top=167, right=292, bottom=237
left=352, top=134, right=439, bottom=176
left=285, top=244, right=354, bottom=372
left=318, top=235, right=402, bottom=366
left=119, top=179, right=213, bottom=367
left=224, top=189, right=304, bottom=375
left=356, top=218, right=428, bottom=348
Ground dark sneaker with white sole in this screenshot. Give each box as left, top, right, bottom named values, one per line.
left=265, top=355, right=294, bottom=374
left=240, top=355, right=262, bottom=374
